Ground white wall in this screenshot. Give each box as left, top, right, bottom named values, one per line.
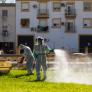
left=0, top=5, right=16, bottom=42
left=16, top=1, right=92, bottom=52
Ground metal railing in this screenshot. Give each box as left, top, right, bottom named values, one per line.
left=37, top=25, right=49, bottom=32
left=65, top=8, right=76, bottom=17
left=38, top=9, right=48, bottom=15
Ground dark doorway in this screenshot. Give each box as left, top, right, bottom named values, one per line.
left=79, top=35, right=92, bottom=53
left=18, top=35, right=34, bottom=51
left=0, top=42, right=15, bottom=54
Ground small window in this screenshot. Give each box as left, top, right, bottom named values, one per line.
left=21, top=19, right=30, bottom=28
left=52, top=18, right=61, bottom=28
left=21, top=2, right=29, bottom=11
left=2, top=30, right=8, bottom=37
left=2, top=10, right=8, bottom=17
left=83, top=18, right=92, bottom=28
left=53, top=2, right=61, bottom=11
left=83, top=2, right=92, bottom=11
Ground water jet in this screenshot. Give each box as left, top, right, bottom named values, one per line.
left=47, top=49, right=92, bottom=85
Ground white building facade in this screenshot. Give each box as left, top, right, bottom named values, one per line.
left=0, top=3, right=16, bottom=54
left=16, top=0, right=92, bottom=53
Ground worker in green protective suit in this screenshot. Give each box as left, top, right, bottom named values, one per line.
left=19, top=44, right=35, bottom=75
left=33, top=37, right=52, bottom=81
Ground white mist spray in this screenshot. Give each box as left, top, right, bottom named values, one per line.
left=47, top=49, right=92, bottom=85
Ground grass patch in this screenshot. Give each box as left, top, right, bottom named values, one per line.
left=0, top=70, right=92, bottom=92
